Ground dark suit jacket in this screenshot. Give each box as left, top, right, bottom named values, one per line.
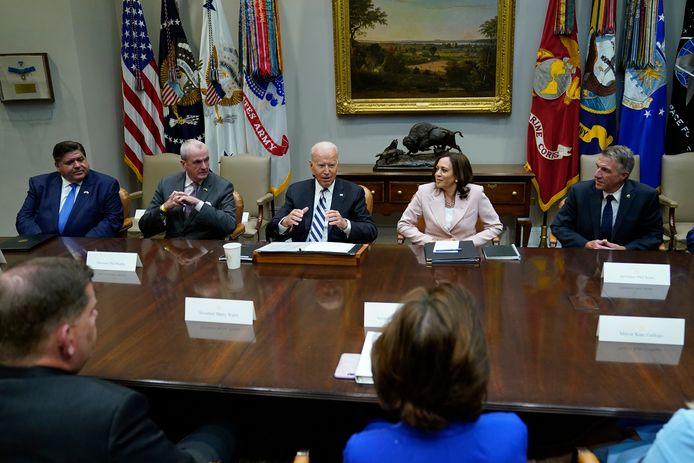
left=266, top=177, right=377, bottom=243
left=15, top=170, right=123, bottom=237
left=0, top=366, right=232, bottom=463
left=139, top=171, right=236, bottom=240
left=550, top=179, right=662, bottom=250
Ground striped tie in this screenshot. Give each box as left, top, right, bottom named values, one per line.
left=309, top=188, right=328, bottom=242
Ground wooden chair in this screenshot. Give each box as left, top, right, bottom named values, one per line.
left=219, top=154, right=275, bottom=241
left=118, top=187, right=133, bottom=236
left=359, top=184, right=373, bottom=214
left=229, top=191, right=246, bottom=240
left=659, top=152, right=694, bottom=250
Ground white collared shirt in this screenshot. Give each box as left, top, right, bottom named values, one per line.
left=59, top=177, right=82, bottom=212
left=278, top=180, right=351, bottom=237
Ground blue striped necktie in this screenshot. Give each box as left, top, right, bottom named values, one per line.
left=58, top=183, right=78, bottom=235
left=309, top=188, right=328, bottom=242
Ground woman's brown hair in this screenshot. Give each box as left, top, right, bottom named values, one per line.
left=372, top=282, right=489, bottom=431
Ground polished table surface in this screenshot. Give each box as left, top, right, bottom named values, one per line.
left=3, top=237, right=694, bottom=420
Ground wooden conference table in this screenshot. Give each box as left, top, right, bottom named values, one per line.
left=3, top=237, right=693, bottom=420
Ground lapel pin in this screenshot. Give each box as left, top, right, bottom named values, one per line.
left=339, top=193, right=344, bottom=197
left=82, top=190, right=90, bottom=195
left=203, top=187, right=208, bottom=192
left=626, top=193, right=631, bottom=199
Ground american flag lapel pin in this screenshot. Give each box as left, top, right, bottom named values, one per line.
left=83, top=190, right=90, bottom=195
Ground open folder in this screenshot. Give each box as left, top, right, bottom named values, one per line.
left=256, top=242, right=361, bottom=255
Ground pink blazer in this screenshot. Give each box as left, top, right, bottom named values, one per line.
left=397, top=182, right=503, bottom=246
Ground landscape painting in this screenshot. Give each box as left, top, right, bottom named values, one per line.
left=332, top=0, right=515, bottom=114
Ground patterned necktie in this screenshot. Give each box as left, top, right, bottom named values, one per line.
left=599, top=194, right=615, bottom=240
left=58, top=183, right=78, bottom=235
left=309, top=188, right=328, bottom=242
left=185, top=183, right=199, bottom=219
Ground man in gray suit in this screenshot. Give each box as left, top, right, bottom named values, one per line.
left=140, top=140, right=236, bottom=239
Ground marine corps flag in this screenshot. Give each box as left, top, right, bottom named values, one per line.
left=526, top=0, right=581, bottom=211
left=199, top=0, right=246, bottom=171
left=618, top=0, right=666, bottom=188
left=241, top=0, right=291, bottom=195
left=579, top=0, right=617, bottom=155
left=666, top=0, right=694, bottom=154
left=159, top=0, right=204, bottom=153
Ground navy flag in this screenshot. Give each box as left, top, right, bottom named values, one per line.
left=158, top=0, right=204, bottom=153
left=666, top=0, right=694, bottom=154
left=579, top=0, right=617, bottom=155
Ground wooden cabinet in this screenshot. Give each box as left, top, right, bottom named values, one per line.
left=338, top=164, right=534, bottom=245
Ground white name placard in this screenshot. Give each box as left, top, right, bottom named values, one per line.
left=364, top=302, right=401, bottom=329
left=185, top=297, right=255, bottom=325
left=86, top=251, right=142, bottom=272
left=601, top=262, right=670, bottom=300
left=597, top=315, right=685, bottom=346
left=242, top=211, right=250, bottom=223
left=134, top=209, right=146, bottom=220
left=596, top=341, right=683, bottom=365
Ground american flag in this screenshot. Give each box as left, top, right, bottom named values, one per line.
left=121, top=0, right=165, bottom=181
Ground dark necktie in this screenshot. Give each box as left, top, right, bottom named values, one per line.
left=599, top=194, right=615, bottom=240
left=58, top=183, right=78, bottom=234
left=309, top=188, right=328, bottom=242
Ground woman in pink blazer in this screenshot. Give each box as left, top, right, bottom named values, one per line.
left=397, top=153, right=502, bottom=246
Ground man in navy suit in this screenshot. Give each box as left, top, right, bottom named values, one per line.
left=0, top=257, right=237, bottom=462
left=15, top=140, right=123, bottom=237
left=551, top=145, right=662, bottom=250
left=266, top=141, right=377, bottom=243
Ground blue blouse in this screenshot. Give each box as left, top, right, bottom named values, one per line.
left=344, top=412, right=527, bottom=463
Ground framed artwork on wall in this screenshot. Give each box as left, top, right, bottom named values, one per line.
left=332, top=0, right=515, bottom=115
left=0, top=53, right=54, bottom=103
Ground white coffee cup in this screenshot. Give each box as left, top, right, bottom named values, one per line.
left=223, top=242, right=242, bottom=269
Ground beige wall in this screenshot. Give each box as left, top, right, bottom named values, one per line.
left=0, top=0, right=686, bottom=235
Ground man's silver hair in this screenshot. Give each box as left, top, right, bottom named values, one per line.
left=602, top=145, right=635, bottom=174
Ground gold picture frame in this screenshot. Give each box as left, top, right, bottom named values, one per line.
left=0, top=53, right=54, bottom=103
left=332, top=0, right=515, bottom=115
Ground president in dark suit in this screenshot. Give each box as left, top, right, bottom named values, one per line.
left=0, top=257, right=236, bottom=463
left=551, top=145, right=662, bottom=250
left=139, top=139, right=236, bottom=240
left=266, top=141, right=377, bottom=243
left=15, top=140, right=123, bottom=237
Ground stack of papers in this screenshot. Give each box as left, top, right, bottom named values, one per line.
left=354, top=331, right=381, bottom=384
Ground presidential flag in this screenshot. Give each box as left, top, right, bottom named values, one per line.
left=241, top=0, right=291, bottom=194
left=121, top=0, right=165, bottom=181
left=199, top=0, right=246, bottom=171
left=579, top=0, right=617, bottom=155
left=618, top=0, right=666, bottom=188
left=159, top=0, right=204, bottom=154
left=526, top=0, right=581, bottom=212
left=666, top=0, right=694, bottom=154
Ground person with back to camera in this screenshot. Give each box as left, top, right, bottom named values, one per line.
left=0, top=257, right=237, bottom=462
left=344, top=282, right=527, bottom=463
left=397, top=152, right=503, bottom=246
